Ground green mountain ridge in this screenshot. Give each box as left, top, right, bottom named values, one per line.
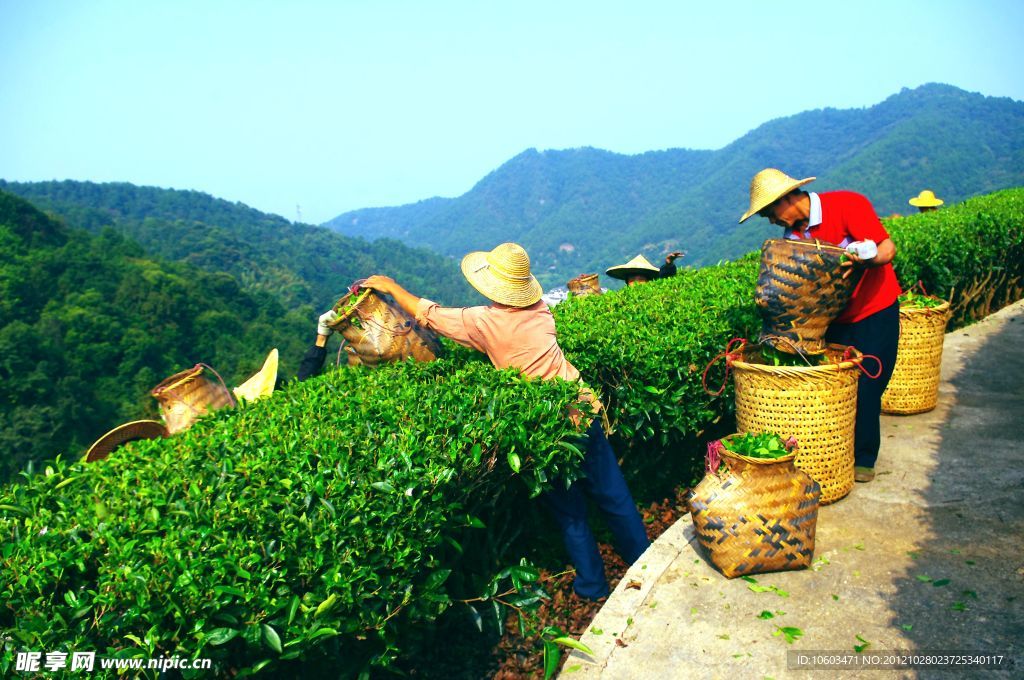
left=324, top=83, right=1024, bottom=287
left=0, top=180, right=481, bottom=309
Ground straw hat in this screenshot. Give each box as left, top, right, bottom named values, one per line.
left=84, top=419, right=167, bottom=463
left=909, top=189, right=944, bottom=207
left=606, top=254, right=661, bottom=281
left=739, top=168, right=816, bottom=223
left=460, top=242, right=543, bottom=307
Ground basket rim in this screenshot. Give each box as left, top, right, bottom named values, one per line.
left=762, top=237, right=849, bottom=256
left=150, top=364, right=204, bottom=396
left=720, top=437, right=797, bottom=466
left=898, top=296, right=951, bottom=316
left=731, top=342, right=864, bottom=374
left=329, top=288, right=374, bottom=326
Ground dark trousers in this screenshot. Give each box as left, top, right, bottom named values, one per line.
left=825, top=300, right=900, bottom=469
left=540, top=419, right=651, bottom=599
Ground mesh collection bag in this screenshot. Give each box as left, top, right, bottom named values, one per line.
left=150, top=364, right=235, bottom=435
left=688, top=435, right=821, bottom=578
left=755, top=238, right=861, bottom=355
left=567, top=273, right=602, bottom=297
left=329, top=288, right=443, bottom=367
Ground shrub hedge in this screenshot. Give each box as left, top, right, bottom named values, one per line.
left=2, top=187, right=1021, bottom=676
left=0, top=360, right=586, bottom=677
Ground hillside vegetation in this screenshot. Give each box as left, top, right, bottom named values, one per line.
left=0, top=190, right=309, bottom=483
left=3, top=186, right=1020, bottom=677
left=0, top=180, right=480, bottom=310
left=326, top=84, right=1024, bottom=287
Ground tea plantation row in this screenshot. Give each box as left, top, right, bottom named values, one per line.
left=2, top=187, right=1021, bottom=676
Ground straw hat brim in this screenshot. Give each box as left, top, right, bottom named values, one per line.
left=606, top=254, right=661, bottom=281
left=739, top=175, right=816, bottom=223
left=909, top=196, right=944, bottom=207
left=605, top=265, right=660, bottom=281
left=85, top=419, right=168, bottom=463
left=461, top=251, right=543, bottom=307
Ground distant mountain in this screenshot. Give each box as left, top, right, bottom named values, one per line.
left=0, top=181, right=481, bottom=309
left=324, top=84, right=1024, bottom=287
left=0, top=189, right=310, bottom=482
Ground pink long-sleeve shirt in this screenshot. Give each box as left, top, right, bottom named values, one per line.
left=415, top=298, right=583, bottom=382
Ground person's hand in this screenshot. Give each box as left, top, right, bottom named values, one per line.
left=666, top=251, right=684, bottom=264
left=361, top=275, right=396, bottom=295
left=840, top=252, right=863, bottom=279
left=568, top=405, right=583, bottom=428
left=317, top=309, right=339, bottom=336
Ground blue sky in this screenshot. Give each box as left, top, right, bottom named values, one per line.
left=1, top=1, right=1022, bottom=224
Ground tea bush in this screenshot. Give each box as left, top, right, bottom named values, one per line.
left=885, top=187, right=1024, bottom=326
left=0, top=360, right=587, bottom=677
left=2, top=187, right=1021, bottom=676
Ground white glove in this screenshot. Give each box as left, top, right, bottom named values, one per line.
left=317, top=310, right=338, bottom=336
left=846, top=240, right=878, bottom=260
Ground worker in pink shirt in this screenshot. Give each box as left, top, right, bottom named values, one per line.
left=359, top=242, right=650, bottom=600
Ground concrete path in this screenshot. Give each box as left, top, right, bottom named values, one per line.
left=561, top=299, right=1024, bottom=679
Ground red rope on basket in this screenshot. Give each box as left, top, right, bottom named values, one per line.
left=839, top=347, right=883, bottom=379
left=701, top=338, right=748, bottom=396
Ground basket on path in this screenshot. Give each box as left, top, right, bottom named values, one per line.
left=732, top=343, right=862, bottom=504
left=567, top=273, right=602, bottom=297
left=882, top=297, right=952, bottom=415
left=329, top=288, right=443, bottom=367
left=755, top=238, right=861, bottom=355
left=688, top=436, right=821, bottom=578
left=150, top=364, right=235, bottom=435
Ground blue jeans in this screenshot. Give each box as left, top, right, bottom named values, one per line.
left=540, top=419, right=651, bottom=599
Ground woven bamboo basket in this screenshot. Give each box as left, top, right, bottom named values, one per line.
left=85, top=420, right=168, bottom=463
left=882, top=297, right=952, bottom=414
left=732, top=344, right=862, bottom=504
left=150, top=364, right=235, bottom=435
left=567, top=273, right=602, bottom=297
left=329, top=289, right=443, bottom=367
left=755, top=238, right=861, bottom=355
left=688, top=437, right=820, bottom=578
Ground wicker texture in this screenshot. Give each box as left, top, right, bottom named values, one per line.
left=567, top=273, right=602, bottom=296
left=330, top=290, right=443, bottom=368
left=461, top=243, right=543, bottom=307
left=733, top=344, right=861, bottom=504
left=85, top=420, right=167, bottom=462
left=755, top=238, right=861, bottom=355
left=150, top=364, right=235, bottom=434
left=688, top=441, right=820, bottom=578
left=882, top=298, right=952, bottom=414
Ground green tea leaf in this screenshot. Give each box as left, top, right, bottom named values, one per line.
left=261, top=624, right=282, bottom=654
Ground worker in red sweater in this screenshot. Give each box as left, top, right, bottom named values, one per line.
left=740, top=168, right=901, bottom=483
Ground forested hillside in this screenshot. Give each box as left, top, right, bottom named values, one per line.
left=0, top=180, right=480, bottom=309
left=0, top=190, right=309, bottom=482
left=325, top=84, right=1024, bottom=287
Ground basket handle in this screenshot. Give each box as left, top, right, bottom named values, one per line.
left=701, top=337, right=748, bottom=396
left=839, top=347, right=883, bottom=379
left=758, top=335, right=817, bottom=366
left=909, top=279, right=930, bottom=296
left=199, top=363, right=237, bottom=408
left=334, top=338, right=349, bottom=367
